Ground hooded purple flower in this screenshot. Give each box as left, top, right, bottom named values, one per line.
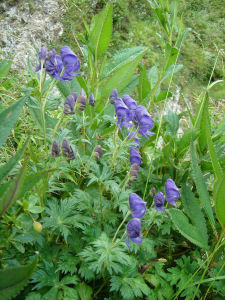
left=130, top=147, right=142, bottom=166
left=129, top=193, right=146, bottom=218
left=62, top=139, right=75, bottom=160
left=60, top=46, right=80, bottom=81
left=154, top=192, right=165, bottom=212
left=128, top=130, right=140, bottom=147
left=44, top=49, right=63, bottom=80
left=109, top=89, right=118, bottom=104
left=64, top=92, right=77, bottom=114
left=165, top=179, right=180, bottom=207
left=134, top=106, right=154, bottom=137
left=126, top=218, right=143, bottom=249
left=51, top=141, right=60, bottom=157
left=122, top=95, right=137, bottom=119
left=114, top=98, right=133, bottom=130
left=130, top=164, right=139, bottom=182
left=39, top=46, right=47, bottom=61
left=89, top=93, right=95, bottom=106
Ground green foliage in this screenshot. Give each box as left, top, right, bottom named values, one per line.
left=81, top=233, right=131, bottom=275
left=0, top=58, right=13, bottom=81
left=214, top=174, right=225, bottom=227
left=0, top=96, right=26, bottom=149
left=0, top=257, right=38, bottom=300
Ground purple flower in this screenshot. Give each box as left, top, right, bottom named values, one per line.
left=94, top=145, right=102, bottom=160
left=89, top=93, right=95, bottom=106
left=51, top=141, right=60, bottom=157
left=114, top=98, right=133, bottom=130
left=126, top=218, right=143, bottom=249
left=122, top=94, right=137, bottom=110
left=134, top=106, right=154, bottom=137
left=44, top=49, right=63, bottom=80
left=77, top=89, right=86, bottom=111
left=128, top=130, right=140, bottom=147
left=130, top=147, right=142, bottom=166
left=129, top=193, right=146, bottom=218
left=154, top=192, right=165, bottom=212
left=130, top=164, right=139, bottom=182
left=62, top=139, right=75, bottom=160
left=60, top=46, right=80, bottom=81
left=39, top=46, right=47, bottom=61
left=64, top=92, right=77, bottom=114
left=109, top=89, right=118, bottom=104
left=165, top=179, right=180, bottom=207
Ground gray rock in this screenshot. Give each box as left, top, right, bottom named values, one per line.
left=0, top=0, right=65, bottom=70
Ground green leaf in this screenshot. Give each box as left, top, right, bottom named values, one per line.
left=0, top=161, right=27, bottom=217
left=100, top=48, right=147, bottom=98
left=76, top=282, right=93, bottom=300
left=190, top=135, right=216, bottom=232
left=201, top=93, right=222, bottom=179
left=181, top=184, right=208, bottom=243
left=102, top=47, right=147, bottom=79
left=164, top=110, right=179, bottom=136
left=165, top=44, right=179, bottom=69
left=88, top=3, right=113, bottom=59
left=56, top=76, right=81, bottom=98
left=138, top=67, right=151, bottom=101
left=119, top=74, right=139, bottom=97
left=214, top=174, right=225, bottom=227
left=0, top=139, right=29, bottom=184
left=0, top=58, right=13, bottom=81
left=168, top=209, right=209, bottom=249
left=155, top=91, right=172, bottom=103
left=0, top=96, right=26, bottom=149
left=162, top=64, right=183, bottom=81
left=0, top=257, right=38, bottom=300
left=176, top=129, right=199, bottom=157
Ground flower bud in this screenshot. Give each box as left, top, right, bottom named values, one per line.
left=52, top=141, right=60, bottom=157
left=130, top=164, right=139, bottom=182
left=77, top=89, right=86, bottom=111
left=64, top=92, right=77, bottom=114
left=62, top=139, right=75, bottom=160
left=149, top=187, right=156, bottom=198
left=94, top=145, right=102, bottom=160
left=109, top=89, right=118, bottom=104
left=39, top=46, right=47, bottom=61
left=89, top=93, right=95, bottom=106
left=33, top=222, right=42, bottom=233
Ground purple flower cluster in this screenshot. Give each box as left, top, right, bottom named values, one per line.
left=110, top=89, right=154, bottom=183
left=153, top=179, right=181, bottom=212
left=51, top=139, right=75, bottom=160
left=126, top=193, right=146, bottom=249
left=35, top=46, right=80, bottom=82
left=63, top=90, right=95, bottom=114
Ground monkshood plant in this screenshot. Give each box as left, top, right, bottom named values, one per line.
left=0, top=1, right=225, bottom=300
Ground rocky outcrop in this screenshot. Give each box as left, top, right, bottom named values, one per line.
left=0, top=0, right=65, bottom=70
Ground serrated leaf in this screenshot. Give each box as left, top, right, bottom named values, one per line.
left=214, top=174, right=225, bottom=227
left=0, top=257, right=38, bottom=300
left=190, top=136, right=216, bottom=232
left=181, top=184, right=208, bottom=243
left=138, top=67, right=151, bottom=101
left=88, top=3, right=113, bottom=59
left=0, top=96, right=26, bottom=149
left=168, top=209, right=209, bottom=249
left=102, top=47, right=147, bottom=79
left=100, top=48, right=147, bottom=98
left=77, top=282, right=93, bottom=300
left=0, top=139, right=29, bottom=184
left=176, top=129, right=198, bottom=157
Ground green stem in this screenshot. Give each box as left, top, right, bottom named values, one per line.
left=99, top=184, right=103, bottom=226
left=112, top=211, right=131, bottom=243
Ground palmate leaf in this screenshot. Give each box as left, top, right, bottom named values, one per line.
left=0, top=257, right=38, bottom=300
left=190, top=136, right=216, bottom=232
left=88, top=3, right=113, bottom=59
left=80, top=233, right=131, bottom=275
left=110, top=264, right=150, bottom=300
left=76, top=283, right=93, bottom=300
left=168, top=209, right=209, bottom=249
left=0, top=96, right=26, bottom=149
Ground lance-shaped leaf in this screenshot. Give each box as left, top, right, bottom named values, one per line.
left=57, top=76, right=80, bottom=98
left=0, top=139, right=29, bottom=184
left=190, top=136, right=216, bottom=233
left=214, top=174, right=225, bottom=227
left=100, top=48, right=148, bottom=99
left=0, top=96, right=26, bottom=149
left=181, top=184, right=208, bottom=243
left=88, top=3, right=113, bottom=59
left=0, top=57, right=13, bottom=81
left=168, top=209, right=209, bottom=249
left=0, top=257, right=38, bottom=300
